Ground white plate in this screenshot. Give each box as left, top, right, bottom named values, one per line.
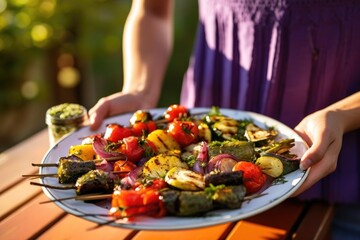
left=40, top=108, right=309, bottom=230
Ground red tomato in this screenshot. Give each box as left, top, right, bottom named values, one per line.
left=113, top=160, right=137, bottom=178
left=232, top=161, right=267, bottom=194
left=132, top=121, right=157, bottom=137
left=119, top=136, right=145, bottom=163
left=164, top=104, right=189, bottom=122
left=110, top=181, right=167, bottom=218
left=103, top=124, right=132, bottom=143
left=168, top=120, right=199, bottom=147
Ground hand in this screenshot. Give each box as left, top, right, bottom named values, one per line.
left=292, top=109, right=344, bottom=196
left=88, top=92, right=156, bottom=130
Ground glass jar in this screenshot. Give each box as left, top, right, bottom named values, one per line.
left=46, top=103, right=88, bottom=146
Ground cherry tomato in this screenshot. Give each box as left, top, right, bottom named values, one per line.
left=168, top=120, right=199, bottom=147
left=164, top=104, right=189, bottom=122
left=113, top=160, right=137, bottom=178
left=232, top=161, right=267, bottom=194
left=103, top=123, right=132, bottom=143
left=132, top=121, right=157, bottom=137
left=119, top=136, right=145, bottom=163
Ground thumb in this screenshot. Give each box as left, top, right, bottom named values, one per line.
left=299, top=135, right=330, bottom=170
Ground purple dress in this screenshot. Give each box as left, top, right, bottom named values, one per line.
left=180, top=0, right=360, bottom=203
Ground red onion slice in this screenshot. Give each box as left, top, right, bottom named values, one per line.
left=92, top=136, right=125, bottom=159
left=192, top=141, right=208, bottom=175
left=207, top=154, right=238, bottom=173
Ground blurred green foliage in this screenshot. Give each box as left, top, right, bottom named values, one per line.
left=0, top=0, right=198, bottom=150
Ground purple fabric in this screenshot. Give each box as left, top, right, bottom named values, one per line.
left=180, top=0, right=360, bottom=203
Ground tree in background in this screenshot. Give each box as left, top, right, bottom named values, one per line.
left=0, top=0, right=198, bottom=150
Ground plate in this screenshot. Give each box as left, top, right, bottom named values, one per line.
left=39, top=108, right=309, bottom=230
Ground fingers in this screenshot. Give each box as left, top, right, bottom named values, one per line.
left=292, top=139, right=340, bottom=196
left=89, top=98, right=110, bottom=130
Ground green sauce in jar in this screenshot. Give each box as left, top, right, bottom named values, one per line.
left=46, top=103, right=88, bottom=146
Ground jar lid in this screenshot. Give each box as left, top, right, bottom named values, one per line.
left=46, top=103, right=88, bottom=126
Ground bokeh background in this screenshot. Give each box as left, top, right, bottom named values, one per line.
left=0, top=0, right=198, bottom=151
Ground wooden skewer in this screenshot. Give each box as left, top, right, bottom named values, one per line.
left=31, top=156, right=127, bottom=168
left=40, top=193, right=112, bottom=204
left=22, top=170, right=130, bottom=179
left=22, top=173, right=58, bottom=178
left=32, top=163, right=58, bottom=167
left=30, top=181, right=76, bottom=190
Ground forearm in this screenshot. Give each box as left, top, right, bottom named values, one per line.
left=325, top=91, right=360, bottom=133
left=122, top=0, right=174, bottom=108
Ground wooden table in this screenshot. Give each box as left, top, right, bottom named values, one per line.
left=1, top=129, right=334, bottom=240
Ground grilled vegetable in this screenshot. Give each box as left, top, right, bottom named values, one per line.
left=142, top=152, right=188, bottom=179
left=146, top=129, right=181, bottom=153
left=68, top=144, right=97, bottom=160
left=129, top=110, right=153, bottom=125
left=161, top=190, right=213, bottom=216
left=57, top=156, right=96, bottom=184
left=212, top=185, right=246, bottom=209
left=207, top=153, right=238, bottom=173
left=245, top=123, right=277, bottom=146
left=165, top=167, right=205, bottom=191
left=212, top=116, right=239, bottom=140
left=208, top=140, right=257, bottom=162
left=197, top=122, right=212, bottom=142
left=75, top=169, right=114, bottom=195
left=168, top=120, right=199, bottom=147
left=232, top=161, right=266, bottom=194
left=204, top=171, right=243, bottom=187
left=256, top=153, right=300, bottom=177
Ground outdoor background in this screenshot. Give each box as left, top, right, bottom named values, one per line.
left=0, top=0, right=198, bottom=151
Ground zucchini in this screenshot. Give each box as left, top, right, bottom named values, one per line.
left=165, top=167, right=205, bottom=191
left=212, top=116, right=239, bottom=140
left=142, top=153, right=188, bottom=179
left=256, top=153, right=300, bottom=177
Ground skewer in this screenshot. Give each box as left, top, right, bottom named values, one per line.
left=22, top=173, right=58, bottom=178
left=32, top=163, right=58, bottom=167
left=30, top=181, right=76, bottom=190
left=31, top=156, right=127, bottom=168
left=22, top=170, right=130, bottom=179
left=40, top=193, right=112, bottom=204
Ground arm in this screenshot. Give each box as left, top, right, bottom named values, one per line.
left=293, top=91, right=360, bottom=195
left=89, top=0, right=174, bottom=130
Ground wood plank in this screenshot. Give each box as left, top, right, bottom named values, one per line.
left=37, top=213, right=135, bottom=240
left=132, top=223, right=232, bottom=240
left=0, top=129, right=49, bottom=193
left=0, top=178, right=42, bottom=220
left=226, top=199, right=305, bottom=240
left=293, top=201, right=334, bottom=240
left=0, top=193, right=66, bottom=240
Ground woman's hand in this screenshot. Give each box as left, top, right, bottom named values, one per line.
left=292, top=109, right=344, bottom=196
left=89, top=92, right=156, bottom=130
left=292, top=92, right=360, bottom=196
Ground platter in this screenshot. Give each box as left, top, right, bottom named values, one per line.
left=39, top=108, right=309, bottom=230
